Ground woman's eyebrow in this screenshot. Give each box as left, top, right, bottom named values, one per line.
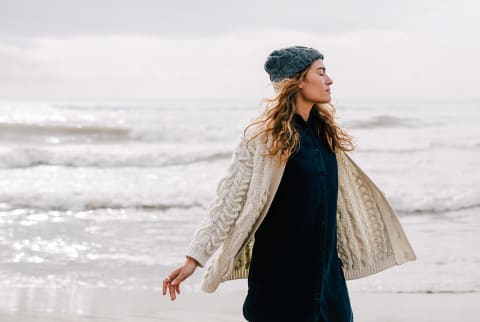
left=316, top=67, right=326, bottom=72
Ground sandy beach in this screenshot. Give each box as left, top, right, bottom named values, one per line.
left=0, top=287, right=478, bottom=322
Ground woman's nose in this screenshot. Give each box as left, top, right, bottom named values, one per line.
left=326, top=74, right=333, bottom=85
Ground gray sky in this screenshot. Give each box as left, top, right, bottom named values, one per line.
left=0, top=0, right=478, bottom=101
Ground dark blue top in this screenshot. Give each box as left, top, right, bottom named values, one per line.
left=242, top=108, right=354, bottom=322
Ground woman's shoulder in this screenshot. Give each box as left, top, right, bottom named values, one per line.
left=243, top=116, right=268, bottom=138
left=241, top=119, right=268, bottom=151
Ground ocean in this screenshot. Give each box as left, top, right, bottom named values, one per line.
left=0, top=98, right=478, bottom=307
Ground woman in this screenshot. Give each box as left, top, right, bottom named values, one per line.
left=162, top=46, right=416, bottom=322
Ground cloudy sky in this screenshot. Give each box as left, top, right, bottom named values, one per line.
left=0, top=0, right=478, bottom=101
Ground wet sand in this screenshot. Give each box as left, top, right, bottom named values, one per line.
left=0, top=287, right=478, bottom=321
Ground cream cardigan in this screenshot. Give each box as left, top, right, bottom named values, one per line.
left=186, top=122, right=417, bottom=293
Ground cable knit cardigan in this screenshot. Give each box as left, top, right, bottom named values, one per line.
left=186, top=122, right=417, bottom=293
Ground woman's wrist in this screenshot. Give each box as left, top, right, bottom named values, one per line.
left=186, top=255, right=200, bottom=266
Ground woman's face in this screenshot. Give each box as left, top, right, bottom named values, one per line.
left=298, top=59, right=333, bottom=103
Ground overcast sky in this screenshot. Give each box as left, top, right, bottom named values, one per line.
left=0, top=0, right=478, bottom=101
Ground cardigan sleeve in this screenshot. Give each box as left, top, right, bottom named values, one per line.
left=185, top=129, right=256, bottom=268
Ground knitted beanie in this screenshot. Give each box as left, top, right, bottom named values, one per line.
left=264, top=45, right=324, bottom=82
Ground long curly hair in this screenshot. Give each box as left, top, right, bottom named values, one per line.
left=243, top=66, right=356, bottom=166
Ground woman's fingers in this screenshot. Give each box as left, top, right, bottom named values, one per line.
left=169, top=281, right=177, bottom=300
left=162, top=260, right=195, bottom=300
left=169, top=272, right=187, bottom=300
left=167, top=272, right=179, bottom=300
left=162, top=267, right=181, bottom=297
left=162, top=276, right=169, bottom=295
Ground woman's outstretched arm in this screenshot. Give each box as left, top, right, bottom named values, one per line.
left=185, top=130, right=256, bottom=267
left=162, top=128, right=256, bottom=300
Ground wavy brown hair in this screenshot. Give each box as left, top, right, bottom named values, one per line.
left=243, top=66, right=356, bottom=165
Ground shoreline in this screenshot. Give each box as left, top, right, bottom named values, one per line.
left=0, top=287, right=478, bottom=321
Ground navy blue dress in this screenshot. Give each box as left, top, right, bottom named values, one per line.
left=242, top=108, right=354, bottom=322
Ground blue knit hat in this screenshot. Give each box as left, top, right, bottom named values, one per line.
left=264, top=45, right=324, bottom=82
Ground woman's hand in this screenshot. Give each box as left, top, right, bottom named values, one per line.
left=162, top=256, right=199, bottom=301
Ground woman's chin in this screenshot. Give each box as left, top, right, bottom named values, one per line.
left=315, top=97, right=331, bottom=104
